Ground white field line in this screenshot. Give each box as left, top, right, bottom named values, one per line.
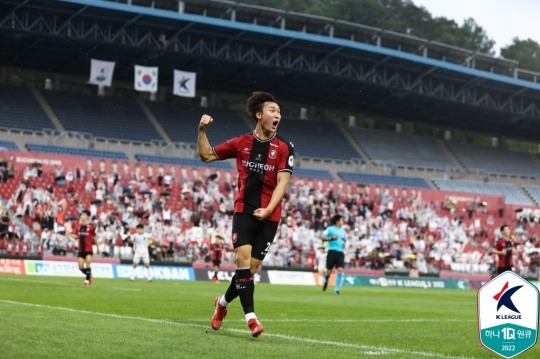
left=0, top=299, right=479, bottom=359
left=186, top=318, right=476, bottom=323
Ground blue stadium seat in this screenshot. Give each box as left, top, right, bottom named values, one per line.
left=0, top=140, right=18, bottom=150
left=42, top=90, right=162, bottom=142
left=277, top=118, right=361, bottom=161
left=135, top=154, right=233, bottom=170
left=433, top=178, right=532, bottom=205
left=349, top=128, right=456, bottom=170
left=26, top=143, right=128, bottom=160
left=0, top=84, right=54, bottom=131
left=146, top=102, right=251, bottom=145
left=294, top=168, right=334, bottom=180
left=446, top=141, right=540, bottom=177
left=338, top=172, right=430, bottom=188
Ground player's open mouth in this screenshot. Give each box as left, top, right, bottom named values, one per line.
left=272, top=120, right=279, bottom=128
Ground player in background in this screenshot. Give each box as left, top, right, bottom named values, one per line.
left=210, top=234, right=225, bottom=283
left=491, top=224, right=517, bottom=275
left=72, top=210, right=99, bottom=286
left=321, top=214, right=346, bottom=295
left=315, top=245, right=328, bottom=286
left=129, top=224, right=153, bottom=282
left=198, top=91, right=294, bottom=337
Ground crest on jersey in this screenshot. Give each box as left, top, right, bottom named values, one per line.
left=269, top=149, right=277, bottom=159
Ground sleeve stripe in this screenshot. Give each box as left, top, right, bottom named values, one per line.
left=211, top=147, right=221, bottom=160
left=278, top=169, right=293, bottom=173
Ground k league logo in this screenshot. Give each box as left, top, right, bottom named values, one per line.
left=477, top=271, right=539, bottom=358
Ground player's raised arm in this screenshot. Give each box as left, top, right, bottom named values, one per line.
left=198, top=114, right=218, bottom=163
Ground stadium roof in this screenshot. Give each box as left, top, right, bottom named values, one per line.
left=2, top=0, right=540, bottom=140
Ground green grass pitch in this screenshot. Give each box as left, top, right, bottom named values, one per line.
left=1, top=274, right=538, bottom=358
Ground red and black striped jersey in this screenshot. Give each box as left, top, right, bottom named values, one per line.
left=213, top=131, right=294, bottom=222
left=74, top=223, right=96, bottom=253
left=210, top=242, right=224, bottom=262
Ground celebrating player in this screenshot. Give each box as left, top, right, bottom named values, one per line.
left=198, top=91, right=294, bottom=337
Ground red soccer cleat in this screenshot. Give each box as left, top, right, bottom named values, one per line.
left=211, top=296, right=227, bottom=330
left=248, top=318, right=264, bottom=338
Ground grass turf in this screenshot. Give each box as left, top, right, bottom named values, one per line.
left=0, top=274, right=538, bottom=358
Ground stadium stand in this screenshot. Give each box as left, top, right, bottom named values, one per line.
left=135, top=154, right=233, bottom=170
left=0, top=140, right=18, bottom=150
left=293, top=168, right=334, bottom=180
left=146, top=102, right=251, bottom=145
left=445, top=141, right=540, bottom=177
left=26, top=144, right=128, bottom=160
left=41, top=90, right=162, bottom=142
left=523, top=185, right=540, bottom=205
left=0, top=84, right=54, bottom=131
left=433, top=178, right=532, bottom=205
left=277, top=118, right=361, bottom=162
left=338, top=171, right=431, bottom=188
left=349, top=127, right=457, bottom=170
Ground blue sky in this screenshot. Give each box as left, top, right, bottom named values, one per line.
left=412, top=0, right=540, bottom=55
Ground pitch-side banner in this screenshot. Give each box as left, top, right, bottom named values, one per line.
left=88, top=59, right=115, bottom=87
left=173, top=69, right=196, bottom=97
left=134, top=65, right=158, bottom=92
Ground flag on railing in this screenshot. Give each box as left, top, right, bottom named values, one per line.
left=88, top=59, right=115, bottom=87
left=173, top=69, right=196, bottom=97
left=134, top=65, right=158, bottom=92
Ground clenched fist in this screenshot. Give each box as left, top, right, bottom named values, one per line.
left=199, top=114, right=213, bottom=130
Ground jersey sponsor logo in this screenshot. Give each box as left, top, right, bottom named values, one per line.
left=269, top=149, right=277, bottom=159
left=241, top=159, right=275, bottom=172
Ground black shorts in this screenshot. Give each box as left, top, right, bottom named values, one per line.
left=326, top=250, right=345, bottom=270
left=497, top=266, right=512, bottom=275
left=212, top=260, right=221, bottom=267
left=232, top=213, right=279, bottom=261
left=77, top=251, right=93, bottom=259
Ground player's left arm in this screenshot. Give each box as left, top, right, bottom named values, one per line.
left=254, top=171, right=291, bottom=221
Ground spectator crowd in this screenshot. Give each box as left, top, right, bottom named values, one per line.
left=0, top=156, right=539, bottom=279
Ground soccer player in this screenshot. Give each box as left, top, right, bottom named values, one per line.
left=198, top=91, right=294, bottom=337
left=210, top=234, right=225, bottom=283
left=321, top=214, right=346, bottom=295
left=72, top=210, right=99, bottom=286
left=129, top=224, right=153, bottom=282
left=491, top=224, right=516, bottom=275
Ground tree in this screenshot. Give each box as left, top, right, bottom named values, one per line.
left=501, top=38, right=540, bottom=72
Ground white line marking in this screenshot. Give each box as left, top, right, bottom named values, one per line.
left=0, top=299, right=478, bottom=359
left=185, top=318, right=475, bottom=323
left=111, top=287, right=143, bottom=292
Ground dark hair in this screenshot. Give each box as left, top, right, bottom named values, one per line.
left=500, top=224, right=509, bottom=232
left=246, top=91, right=278, bottom=124
left=80, top=210, right=91, bottom=217
left=331, top=214, right=342, bottom=225
left=136, top=224, right=144, bottom=229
